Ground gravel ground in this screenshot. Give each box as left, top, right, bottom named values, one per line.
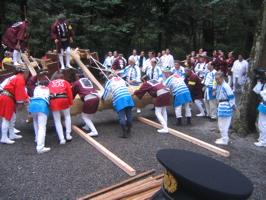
left=0, top=105, right=265, bottom=200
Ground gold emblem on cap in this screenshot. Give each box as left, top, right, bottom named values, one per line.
left=163, top=171, right=178, bottom=193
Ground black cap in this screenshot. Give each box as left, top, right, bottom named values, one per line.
left=152, top=149, right=253, bottom=200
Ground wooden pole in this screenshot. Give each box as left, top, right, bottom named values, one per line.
left=70, top=50, right=104, bottom=91
left=123, top=186, right=161, bottom=200
left=92, top=180, right=161, bottom=200
left=72, top=125, right=136, bottom=176
left=91, top=177, right=155, bottom=200
left=78, top=169, right=155, bottom=200
left=21, top=53, right=37, bottom=76
left=138, top=117, right=230, bottom=157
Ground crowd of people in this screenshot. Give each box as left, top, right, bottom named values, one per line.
left=101, top=48, right=265, bottom=147
left=0, top=15, right=265, bottom=155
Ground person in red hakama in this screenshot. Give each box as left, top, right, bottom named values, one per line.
left=1, top=20, right=29, bottom=66
left=0, top=68, right=29, bottom=144
left=134, top=78, right=171, bottom=133
left=185, top=68, right=205, bottom=117
left=72, top=74, right=100, bottom=137
left=51, top=14, right=74, bottom=70
left=48, top=73, right=73, bottom=144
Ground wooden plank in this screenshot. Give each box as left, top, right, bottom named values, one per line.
left=138, top=117, right=230, bottom=157
left=123, top=186, right=161, bottom=200
left=71, top=50, right=104, bottom=91
left=72, top=125, right=136, bottom=177
left=78, top=169, right=155, bottom=200
left=93, top=180, right=161, bottom=200
left=153, top=174, right=164, bottom=180
left=91, top=177, right=155, bottom=200
left=21, top=53, right=37, bottom=76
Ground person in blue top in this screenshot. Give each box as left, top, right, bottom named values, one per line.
left=28, top=78, right=51, bottom=154
left=117, top=57, right=141, bottom=86
left=202, top=62, right=217, bottom=120
left=171, top=61, right=185, bottom=80
left=102, top=75, right=135, bottom=138
left=163, top=67, right=192, bottom=125
left=215, top=72, right=236, bottom=145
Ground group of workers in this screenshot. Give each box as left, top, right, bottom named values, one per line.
left=0, top=15, right=265, bottom=156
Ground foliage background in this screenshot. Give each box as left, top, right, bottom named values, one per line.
left=0, top=0, right=263, bottom=60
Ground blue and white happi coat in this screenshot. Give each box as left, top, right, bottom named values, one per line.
left=216, top=81, right=235, bottom=117
left=164, top=74, right=192, bottom=107
left=171, top=66, right=186, bottom=80
left=28, top=85, right=50, bottom=116
left=146, top=66, right=163, bottom=82
left=118, top=64, right=141, bottom=85
left=203, top=69, right=217, bottom=100
left=253, top=81, right=266, bottom=114
left=102, top=77, right=135, bottom=112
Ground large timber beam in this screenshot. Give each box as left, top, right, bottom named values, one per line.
left=138, top=117, right=230, bottom=157
left=72, top=125, right=136, bottom=176
left=21, top=53, right=37, bottom=76
left=70, top=50, right=104, bottom=91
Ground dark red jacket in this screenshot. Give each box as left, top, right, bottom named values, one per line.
left=185, top=72, right=203, bottom=100
left=2, top=21, right=29, bottom=50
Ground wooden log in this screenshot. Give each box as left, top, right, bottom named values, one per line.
left=78, top=169, right=156, bottom=200
left=72, top=125, right=136, bottom=176
left=138, top=117, right=230, bottom=157
left=91, top=177, right=155, bottom=200
left=123, top=186, right=161, bottom=200
left=71, top=50, right=104, bottom=91
left=93, top=180, right=162, bottom=200
left=21, top=53, right=37, bottom=76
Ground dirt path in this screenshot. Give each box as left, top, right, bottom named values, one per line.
left=0, top=105, right=265, bottom=199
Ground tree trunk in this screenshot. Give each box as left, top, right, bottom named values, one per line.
left=233, top=0, right=266, bottom=134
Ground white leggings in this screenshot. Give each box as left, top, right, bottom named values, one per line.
left=1, top=113, right=16, bottom=141
left=174, top=103, right=191, bottom=118
left=258, top=112, right=266, bottom=144
left=81, top=113, right=98, bottom=134
left=59, top=47, right=71, bottom=68
left=218, top=117, right=231, bottom=140
left=155, top=107, right=168, bottom=130
left=13, top=50, right=22, bottom=64
left=194, top=99, right=205, bottom=114
left=32, top=112, right=48, bottom=151
left=52, top=108, right=71, bottom=141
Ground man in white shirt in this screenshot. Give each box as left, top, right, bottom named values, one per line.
left=111, top=51, right=118, bottom=65
left=161, top=48, right=175, bottom=69
left=118, top=58, right=141, bottom=86
left=231, top=55, right=249, bottom=92
left=142, top=51, right=155, bottom=73
left=103, top=51, right=113, bottom=69
left=128, top=49, right=139, bottom=66
left=145, top=58, right=163, bottom=82
left=194, top=55, right=208, bottom=80
left=138, top=51, right=146, bottom=70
